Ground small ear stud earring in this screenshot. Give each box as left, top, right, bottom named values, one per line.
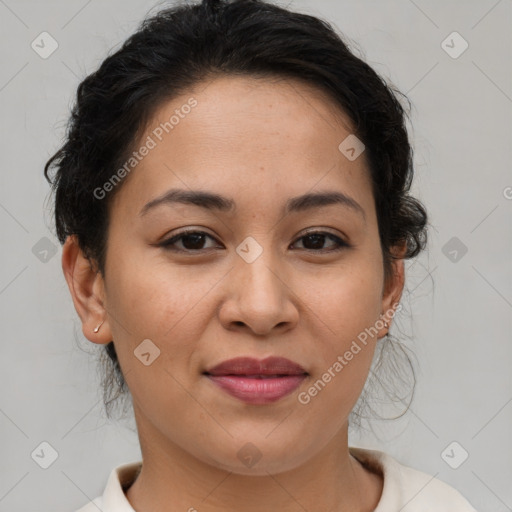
left=93, top=320, right=105, bottom=333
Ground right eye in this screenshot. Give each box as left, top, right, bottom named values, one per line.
left=158, top=230, right=222, bottom=253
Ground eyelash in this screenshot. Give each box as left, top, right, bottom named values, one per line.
left=158, top=229, right=350, bottom=254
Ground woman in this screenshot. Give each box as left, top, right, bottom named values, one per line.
left=44, top=0, right=478, bottom=510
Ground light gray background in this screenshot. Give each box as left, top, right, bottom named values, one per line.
left=0, top=0, right=510, bottom=511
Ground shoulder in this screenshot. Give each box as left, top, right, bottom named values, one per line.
left=393, top=460, right=478, bottom=511
left=72, top=460, right=141, bottom=512
left=349, top=446, right=478, bottom=511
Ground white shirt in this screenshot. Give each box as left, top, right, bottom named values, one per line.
left=75, top=446, right=477, bottom=511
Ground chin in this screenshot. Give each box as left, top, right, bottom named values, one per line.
left=200, top=435, right=313, bottom=477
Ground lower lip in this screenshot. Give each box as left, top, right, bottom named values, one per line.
left=206, top=374, right=307, bottom=404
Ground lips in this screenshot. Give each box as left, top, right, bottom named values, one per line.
left=204, top=356, right=307, bottom=377
left=204, top=356, right=308, bottom=404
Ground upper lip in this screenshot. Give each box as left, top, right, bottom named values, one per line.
left=204, top=356, right=308, bottom=376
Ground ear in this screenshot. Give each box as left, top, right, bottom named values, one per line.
left=61, top=235, right=112, bottom=344
left=378, top=241, right=407, bottom=338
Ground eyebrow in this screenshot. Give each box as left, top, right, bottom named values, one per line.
left=139, top=188, right=366, bottom=221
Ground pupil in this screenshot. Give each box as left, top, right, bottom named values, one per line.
left=305, top=234, right=324, bottom=249
left=184, top=234, right=204, bottom=249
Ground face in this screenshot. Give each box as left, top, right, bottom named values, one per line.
left=65, top=75, right=404, bottom=476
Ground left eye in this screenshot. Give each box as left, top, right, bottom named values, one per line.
left=293, top=232, right=348, bottom=252
left=159, top=230, right=348, bottom=253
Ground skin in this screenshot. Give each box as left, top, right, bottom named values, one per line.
left=62, top=75, right=406, bottom=512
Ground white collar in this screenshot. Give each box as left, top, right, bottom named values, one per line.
left=79, top=446, right=476, bottom=511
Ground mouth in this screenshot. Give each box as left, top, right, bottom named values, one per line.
left=203, top=356, right=308, bottom=404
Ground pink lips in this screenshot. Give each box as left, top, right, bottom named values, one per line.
left=204, top=356, right=308, bottom=404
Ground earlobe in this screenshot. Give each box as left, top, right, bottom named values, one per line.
left=61, top=235, right=112, bottom=344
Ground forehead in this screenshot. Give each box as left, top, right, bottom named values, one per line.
left=110, top=75, right=374, bottom=219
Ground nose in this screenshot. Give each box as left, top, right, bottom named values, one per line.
left=218, top=245, right=299, bottom=336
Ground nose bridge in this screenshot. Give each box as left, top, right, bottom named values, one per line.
left=228, top=233, right=295, bottom=331
left=215, top=209, right=305, bottom=333
left=235, top=233, right=284, bottom=300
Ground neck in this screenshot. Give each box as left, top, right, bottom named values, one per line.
left=125, top=406, right=382, bottom=512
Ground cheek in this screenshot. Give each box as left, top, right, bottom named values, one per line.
left=295, top=262, right=383, bottom=404
left=297, top=276, right=382, bottom=413
left=103, top=261, right=214, bottom=409
left=107, top=252, right=217, bottom=333
left=298, top=261, right=383, bottom=341
left=103, top=256, right=208, bottom=379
